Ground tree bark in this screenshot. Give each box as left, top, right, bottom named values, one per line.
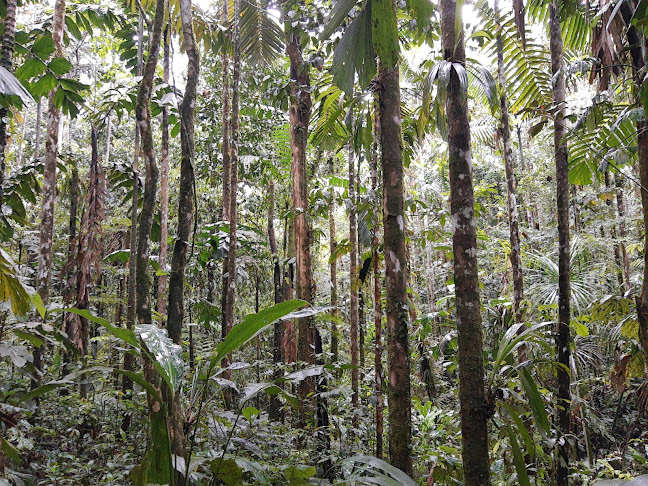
left=165, top=0, right=199, bottom=478
left=371, top=98, right=384, bottom=459
left=268, top=180, right=284, bottom=421
left=615, top=175, right=631, bottom=294
left=328, top=156, right=339, bottom=366
left=135, top=0, right=164, bottom=326
left=549, top=3, right=572, bottom=484
left=158, top=27, right=170, bottom=317
left=441, top=1, right=491, bottom=484
left=349, top=142, right=359, bottom=413
left=374, top=0, right=411, bottom=468
left=285, top=21, right=316, bottom=422
left=496, top=0, right=525, bottom=363
left=33, top=0, right=66, bottom=387
left=0, top=0, right=17, bottom=201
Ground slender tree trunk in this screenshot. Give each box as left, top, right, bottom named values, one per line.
left=268, top=180, right=284, bottom=421
left=105, top=114, right=112, bottom=163
left=496, top=0, right=525, bottom=363
left=34, top=99, right=42, bottom=159
left=122, top=14, right=144, bottom=416
left=328, top=156, right=339, bottom=365
left=0, top=0, right=17, bottom=201
left=371, top=99, right=384, bottom=459
left=441, top=1, right=491, bottom=484
left=33, top=0, right=66, bottom=387
left=135, top=0, right=164, bottom=326
left=165, top=0, right=199, bottom=479
left=223, top=0, right=241, bottom=362
left=349, top=143, right=359, bottom=413
left=615, top=175, right=631, bottom=294
left=285, top=19, right=316, bottom=422
left=549, top=3, right=572, bottom=484
left=373, top=0, right=411, bottom=472
left=158, top=27, right=170, bottom=317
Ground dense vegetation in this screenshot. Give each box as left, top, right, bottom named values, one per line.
left=1, top=0, right=648, bottom=485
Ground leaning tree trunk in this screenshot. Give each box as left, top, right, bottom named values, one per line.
left=165, top=0, right=199, bottom=479
left=158, top=27, right=170, bottom=317
left=549, top=3, right=572, bottom=485
left=496, top=0, right=525, bottom=363
left=33, top=0, right=66, bottom=387
left=0, top=0, right=17, bottom=201
left=285, top=19, right=317, bottom=422
left=373, top=0, right=411, bottom=473
left=135, top=0, right=164, bottom=326
left=440, top=1, right=491, bottom=484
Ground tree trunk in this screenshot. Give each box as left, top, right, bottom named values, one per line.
left=371, top=98, right=384, bottom=459
left=158, top=27, right=170, bottom=317
left=549, top=3, right=571, bottom=484
left=615, top=175, right=631, bottom=294
left=122, top=13, right=144, bottom=416
left=373, top=0, right=411, bottom=471
left=165, top=0, right=199, bottom=478
left=285, top=22, right=316, bottom=422
left=223, top=0, right=241, bottom=361
left=349, top=143, right=359, bottom=413
left=496, top=0, right=525, bottom=363
left=33, top=0, right=66, bottom=387
left=0, top=0, right=17, bottom=200
left=441, top=1, right=491, bottom=484
left=328, top=155, right=339, bottom=365
left=268, top=180, right=284, bottom=421
left=135, top=0, right=164, bottom=326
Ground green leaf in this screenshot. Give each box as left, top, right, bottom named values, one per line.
left=1, top=437, right=20, bottom=463
left=506, top=422, right=530, bottom=486
left=136, top=324, right=184, bottom=394
left=406, top=0, right=433, bottom=29
left=574, top=320, right=589, bottom=337
left=30, top=292, right=46, bottom=319
left=14, top=58, right=47, bottom=80
left=65, top=307, right=140, bottom=349
left=212, top=300, right=308, bottom=365
left=283, top=465, right=317, bottom=480
left=211, top=457, right=244, bottom=486
left=320, top=0, right=357, bottom=41
left=30, top=73, right=57, bottom=98
left=519, top=368, right=550, bottom=436
left=241, top=406, right=259, bottom=422
left=0, top=247, right=32, bottom=316
left=65, top=16, right=82, bottom=40
left=31, top=33, right=55, bottom=59
left=48, top=57, right=72, bottom=76
left=339, top=455, right=418, bottom=485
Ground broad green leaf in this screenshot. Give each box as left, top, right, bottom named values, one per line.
left=211, top=457, right=244, bottom=486
left=212, top=300, right=308, bottom=366
left=339, top=455, right=418, bottom=485
left=506, top=422, right=530, bottom=486
left=31, top=33, right=55, bottom=59
left=30, top=73, right=57, bottom=98
left=136, top=324, right=184, bottom=394
left=283, top=465, right=317, bottom=480
left=64, top=307, right=140, bottom=348
left=48, top=57, right=72, bottom=76
left=1, top=437, right=20, bottom=463
left=0, top=247, right=32, bottom=316
left=320, top=0, right=357, bottom=41
left=14, top=58, right=47, bottom=80
left=519, top=368, right=550, bottom=436
left=574, top=320, right=589, bottom=337
left=502, top=403, right=536, bottom=460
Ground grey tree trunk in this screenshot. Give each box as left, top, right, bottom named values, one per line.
left=158, top=27, right=170, bottom=317
left=0, top=0, right=17, bottom=200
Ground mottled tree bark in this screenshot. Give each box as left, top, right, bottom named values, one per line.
left=0, top=0, right=17, bottom=200
left=285, top=19, right=317, bottom=421
left=157, top=27, right=170, bottom=318
left=374, top=0, right=411, bottom=468
left=328, top=156, right=339, bottom=365
left=134, top=0, right=164, bottom=326
left=440, top=1, right=491, bottom=484
left=372, top=100, right=384, bottom=459
left=549, top=3, right=571, bottom=484
left=349, top=143, right=359, bottom=413
left=496, top=0, right=525, bottom=363
left=33, top=0, right=66, bottom=387
left=268, top=180, right=284, bottom=421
